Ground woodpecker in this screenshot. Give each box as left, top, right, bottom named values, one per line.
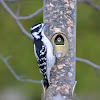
left=30, top=23, right=55, bottom=89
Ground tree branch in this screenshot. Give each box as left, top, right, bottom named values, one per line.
left=0, top=55, right=41, bottom=84
left=76, top=57, right=100, bottom=79
left=84, top=1, right=100, bottom=11
left=18, top=7, right=43, bottom=20
left=0, top=0, right=34, bottom=40
left=77, top=0, right=100, bottom=11
left=1, top=55, right=100, bottom=84
left=76, top=57, right=100, bottom=69
left=77, top=0, right=99, bottom=3
left=93, top=68, right=100, bottom=79
left=4, top=0, right=23, bottom=2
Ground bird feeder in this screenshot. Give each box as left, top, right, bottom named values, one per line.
left=51, top=32, right=69, bottom=57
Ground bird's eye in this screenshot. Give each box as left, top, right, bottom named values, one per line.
left=31, top=27, right=39, bottom=33
left=34, top=27, right=40, bottom=32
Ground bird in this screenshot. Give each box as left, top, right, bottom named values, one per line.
left=30, top=23, right=55, bottom=91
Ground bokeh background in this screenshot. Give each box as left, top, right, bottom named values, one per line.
left=0, top=0, right=100, bottom=100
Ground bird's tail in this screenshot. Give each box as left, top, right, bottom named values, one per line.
left=43, top=78, right=49, bottom=89
left=41, top=78, right=49, bottom=100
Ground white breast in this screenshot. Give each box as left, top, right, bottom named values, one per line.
left=42, top=34, right=55, bottom=82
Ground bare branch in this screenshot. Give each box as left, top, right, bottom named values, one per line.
left=16, top=5, right=21, bottom=16
left=5, top=56, right=12, bottom=60
left=77, top=0, right=100, bottom=11
left=77, top=0, right=84, bottom=3
left=93, top=68, right=100, bottom=79
left=0, top=0, right=34, bottom=40
left=77, top=0, right=99, bottom=3
left=4, top=0, right=23, bottom=2
left=84, top=1, right=100, bottom=11
left=76, top=57, right=100, bottom=79
left=15, top=19, right=33, bottom=40
left=76, top=57, right=100, bottom=69
left=0, top=55, right=41, bottom=84
left=18, top=7, right=43, bottom=20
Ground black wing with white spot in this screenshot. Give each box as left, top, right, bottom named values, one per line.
left=34, top=40, right=49, bottom=89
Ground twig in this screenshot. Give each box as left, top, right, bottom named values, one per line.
left=76, top=57, right=100, bottom=69
left=15, top=19, right=33, bottom=40
left=18, top=7, right=43, bottom=20
left=0, top=0, right=34, bottom=40
left=76, top=57, right=100, bottom=79
left=0, top=55, right=100, bottom=84
left=77, top=0, right=99, bottom=3
left=16, top=5, right=21, bottom=16
left=93, top=68, right=100, bottom=79
left=77, top=0, right=100, bottom=11
left=4, top=0, right=23, bottom=2
left=84, top=1, right=100, bottom=11
left=0, top=55, right=41, bottom=84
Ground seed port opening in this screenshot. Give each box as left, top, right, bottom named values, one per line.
left=54, top=35, right=64, bottom=45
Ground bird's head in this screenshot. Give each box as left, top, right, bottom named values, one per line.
left=30, top=23, right=45, bottom=39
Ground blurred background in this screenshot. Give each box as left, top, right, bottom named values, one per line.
left=0, top=0, right=100, bottom=100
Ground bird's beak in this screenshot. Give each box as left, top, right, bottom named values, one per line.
left=44, top=23, right=47, bottom=26
left=43, top=23, right=47, bottom=29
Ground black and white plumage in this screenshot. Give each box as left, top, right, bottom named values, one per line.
left=31, top=23, right=55, bottom=89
